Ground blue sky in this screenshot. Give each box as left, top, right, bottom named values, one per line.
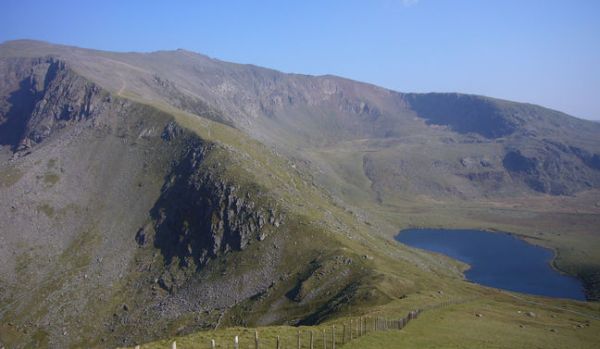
left=1, top=0, right=599, bottom=120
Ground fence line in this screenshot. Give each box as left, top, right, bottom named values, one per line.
left=151, top=310, right=423, bottom=349
left=134, top=297, right=480, bottom=349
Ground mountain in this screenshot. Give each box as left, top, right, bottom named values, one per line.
left=4, top=40, right=599, bottom=199
left=0, top=40, right=599, bottom=348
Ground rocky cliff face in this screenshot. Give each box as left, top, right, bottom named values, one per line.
left=502, top=141, right=600, bottom=195
left=0, top=57, right=111, bottom=151
left=404, top=93, right=520, bottom=139
left=150, top=146, right=283, bottom=272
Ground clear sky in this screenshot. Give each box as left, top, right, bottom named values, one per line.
left=1, top=0, right=599, bottom=120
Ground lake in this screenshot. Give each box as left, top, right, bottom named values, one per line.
left=396, top=228, right=586, bottom=301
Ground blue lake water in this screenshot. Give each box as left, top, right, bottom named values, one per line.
left=396, top=229, right=586, bottom=301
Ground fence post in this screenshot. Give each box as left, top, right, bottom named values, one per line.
left=310, top=330, right=314, bottom=349
left=349, top=319, right=353, bottom=341
left=332, top=325, right=336, bottom=349
left=277, top=335, right=281, bottom=349
left=359, top=316, right=365, bottom=337
left=360, top=317, right=364, bottom=336
left=211, top=339, right=216, bottom=349
left=135, top=346, right=140, bottom=349
left=342, top=324, right=346, bottom=344
left=171, top=341, right=176, bottom=349
left=234, top=335, right=239, bottom=349
left=323, top=329, right=326, bottom=349
left=255, top=329, right=259, bottom=349
left=297, top=330, right=301, bottom=349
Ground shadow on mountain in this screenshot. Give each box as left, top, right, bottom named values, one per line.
left=0, top=78, right=38, bottom=150
left=405, top=93, right=518, bottom=138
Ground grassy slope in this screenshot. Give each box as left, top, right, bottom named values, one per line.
left=127, top=287, right=600, bottom=349
left=343, top=291, right=600, bottom=349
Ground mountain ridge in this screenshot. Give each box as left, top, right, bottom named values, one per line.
left=2, top=38, right=595, bottom=123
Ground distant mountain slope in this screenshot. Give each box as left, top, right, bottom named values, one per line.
left=2, top=39, right=599, bottom=199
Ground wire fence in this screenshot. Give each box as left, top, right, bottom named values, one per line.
left=143, top=310, right=423, bottom=349
left=132, top=297, right=482, bottom=349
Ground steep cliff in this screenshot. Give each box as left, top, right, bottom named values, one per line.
left=149, top=140, right=283, bottom=272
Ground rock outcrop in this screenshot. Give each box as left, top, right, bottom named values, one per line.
left=0, top=57, right=110, bottom=150
left=503, top=143, right=600, bottom=195
left=148, top=141, right=283, bottom=271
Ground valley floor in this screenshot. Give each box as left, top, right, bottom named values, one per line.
left=351, top=191, right=600, bottom=300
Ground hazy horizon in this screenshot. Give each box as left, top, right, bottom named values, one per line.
left=2, top=0, right=599, bottom=120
